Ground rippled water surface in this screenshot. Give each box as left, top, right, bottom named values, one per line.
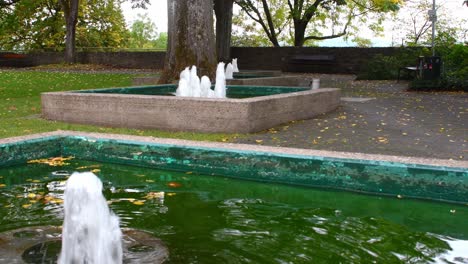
left=0, top=159, right=467, bottom=263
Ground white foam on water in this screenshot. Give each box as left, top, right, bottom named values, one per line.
left=58, top=172, right=122, bottom=264
left=433, top=238, right=468, bottom=264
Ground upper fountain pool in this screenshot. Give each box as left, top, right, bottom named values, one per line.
left=42, top=84, right=340, bottom=133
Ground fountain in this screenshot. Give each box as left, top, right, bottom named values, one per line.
left=42, top=57, right=341, bottom=133
left=0, top=132, right=467, bottom=262
left=59, top=172, right=122, bottom=263
left=175, top=63, right=227, bottom=98
left=214, top=62, right=226, bottom=98
left=225, top=63, right=234, bottom=80
left=232, top=58, right=239, bottom=72
left=0, top=169, right=168, bottom=263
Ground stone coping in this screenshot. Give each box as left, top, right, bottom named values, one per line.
left=2, top=131, right=466, bottom=169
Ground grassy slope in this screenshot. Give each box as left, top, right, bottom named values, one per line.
left=0, top=71, right=235, bottom=141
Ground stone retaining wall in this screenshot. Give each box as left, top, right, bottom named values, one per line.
left=27, top=47, right=401, bottom=74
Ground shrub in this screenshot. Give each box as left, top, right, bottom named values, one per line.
left=357, top=54, right=400, bottom=80
left=409, top=44, right=468, bottom=91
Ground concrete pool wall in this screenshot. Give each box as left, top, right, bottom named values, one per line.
left=1, top=131, right=467, bottom=204
left=41, top=85, right=340, bottom=133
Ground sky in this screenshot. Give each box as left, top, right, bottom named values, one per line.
left=121, top=0, right=467, bottom=47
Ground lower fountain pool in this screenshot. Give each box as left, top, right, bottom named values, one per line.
left=0, top=158, right=467, bottom=263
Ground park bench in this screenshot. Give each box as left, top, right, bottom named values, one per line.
left=396, top=56, right=443, bottom=82
left=0, top=52, right=33, bottom=67
left=397, top=66, right=420, bottom=81
left=283, top=54, right=336, bottom=73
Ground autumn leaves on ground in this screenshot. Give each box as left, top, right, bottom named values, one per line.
left=233, top=81, right=467, bottom=161
left=1, top=67, right=466, bottom=161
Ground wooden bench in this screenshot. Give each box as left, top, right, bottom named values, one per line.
left=397, top=66, right=421, bottom=81
left=283, top=54, right=336, bottom=73
left=0, top=52, right=33, bottom=67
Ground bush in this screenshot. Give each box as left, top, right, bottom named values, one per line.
left=409, top=44, right=468, bottom=91
left=357, top=54, right=400, bottom=80
left=359, top=45, right=467, bottom=91
left=357, top=47, right=429, bottom=80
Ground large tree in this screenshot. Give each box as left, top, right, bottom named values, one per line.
left=235, top=0, right=401, bottom=47
left=58, top=0, right=79, bottom=62
left=0, top=0, right=128, bottom=52
left=160, top=0, right=217, bottom=83
left=214, top=0, right=234, bottom=62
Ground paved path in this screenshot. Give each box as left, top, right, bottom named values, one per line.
left=232, top=80, right=467, bottom=161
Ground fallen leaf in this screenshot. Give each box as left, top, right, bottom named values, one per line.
left=168, top=182, right=182, bottom=188
left=377, top=137, right=389, bottom=144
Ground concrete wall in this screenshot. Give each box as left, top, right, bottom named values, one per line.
left=28, top=47, right=400, bottom=73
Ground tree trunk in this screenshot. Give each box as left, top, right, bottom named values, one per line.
left=214, top=0, right=233, bottom=63
left=294, top=21, right=307, bottom=47
left=160, top=0, right=217, bottom=83
left=59, top=0, right=79, bottom=63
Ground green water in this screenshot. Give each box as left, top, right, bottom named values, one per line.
left=0, top=159, right=467, bottom=263
left=77, top=85, right=308, bottom=99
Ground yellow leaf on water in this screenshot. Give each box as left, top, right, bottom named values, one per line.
left=91, top=169, right=101, bottom=173
left=32, top=180, right=41, bottom=183
left=0, top=184, right=6, bottom=188
left=51, top=199, right=63, bottom=204
left=27, top=193, right=36, bottom=199
left=22, top=204, right=32, bottom=209
left=255, top=140, right=263, bottom=144
left=132, top=200, right=145, bottom=206
left=145, top=180, right=155, bottom=183
left=27, top=156, right=74, bottom=167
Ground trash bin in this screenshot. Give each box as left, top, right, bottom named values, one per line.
left=421, top=56, right=442, bottom=80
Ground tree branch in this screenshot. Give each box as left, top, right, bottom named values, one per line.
left=303, top=13, right=351, bottom=42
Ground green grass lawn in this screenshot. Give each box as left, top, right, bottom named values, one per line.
left=0, top=70, right=236, bottom=141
